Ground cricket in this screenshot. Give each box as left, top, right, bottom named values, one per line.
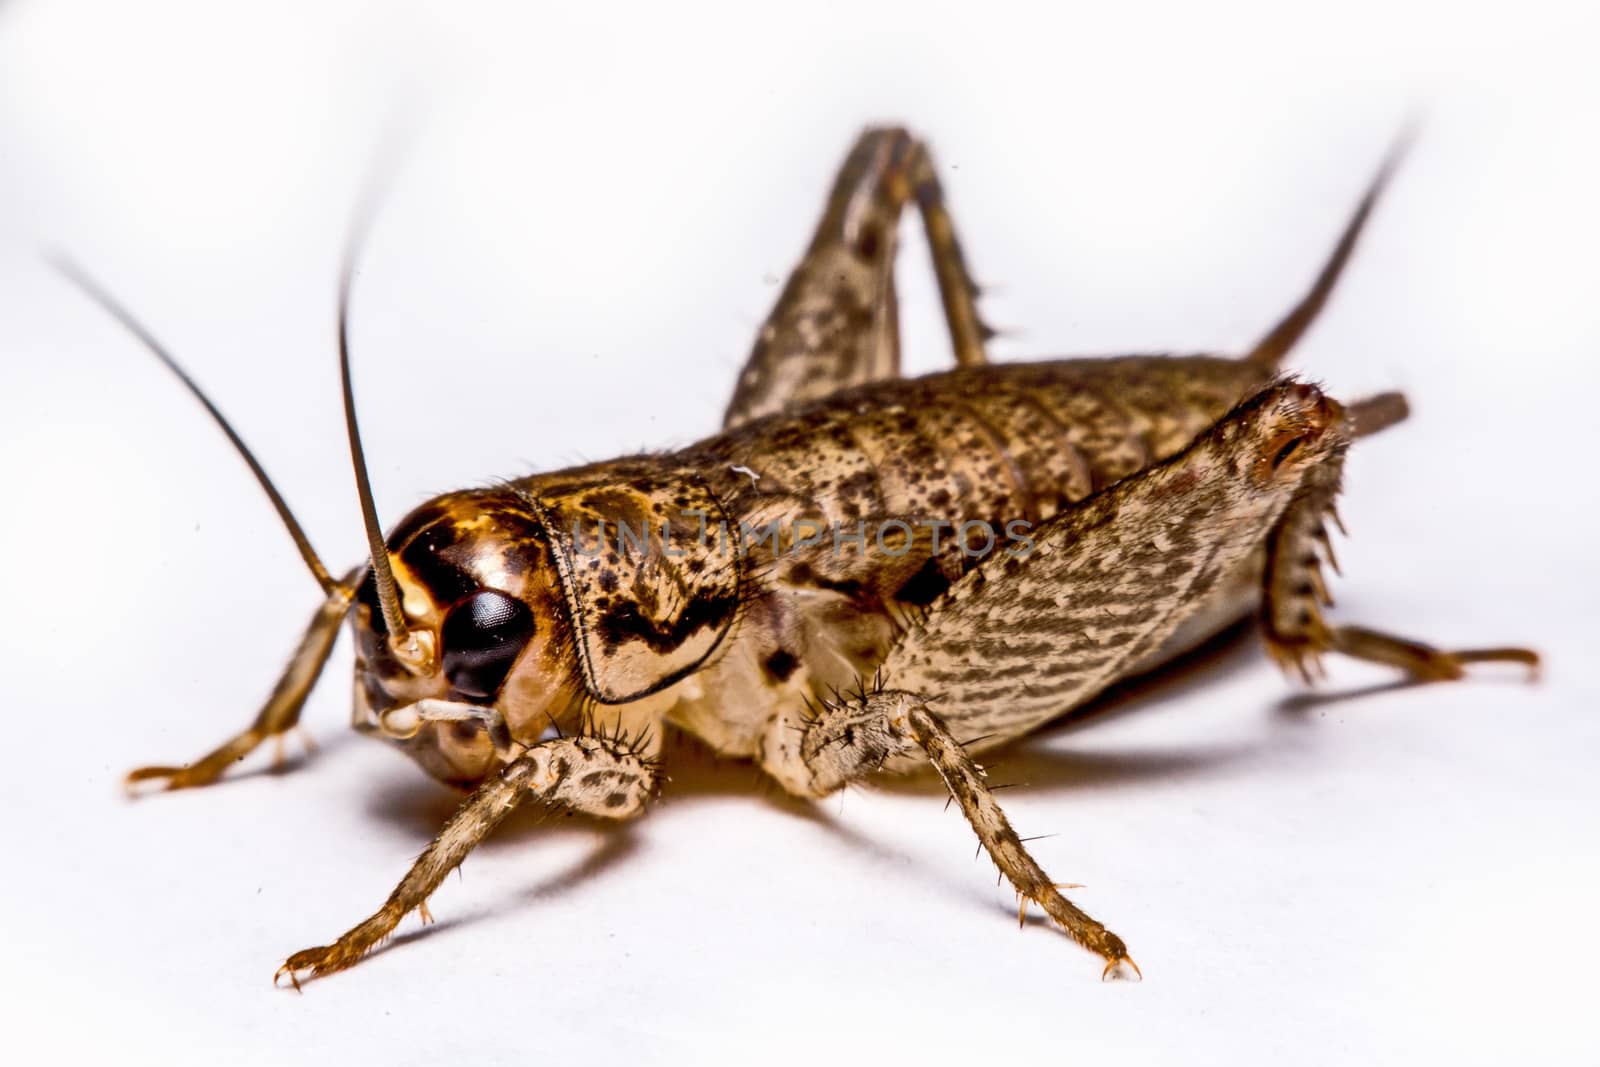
left=62, top=125, right=1538, bottom=987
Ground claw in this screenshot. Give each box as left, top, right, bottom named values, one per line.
left=124, top=764, right=204, bottom=796
left=274, top=945, right=343, bottom=990
left=124, top=767, right=170, bottom=797
left=273, top=960, right=306, bottom=993
left=1102, top=955, right=1143, bottom=982
left=1454, top=646, right=1542, bottom=682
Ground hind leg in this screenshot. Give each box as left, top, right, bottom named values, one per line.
left=1260, top=435, right=1539, bottom=683
left=722, top=126, right=993, bottom=428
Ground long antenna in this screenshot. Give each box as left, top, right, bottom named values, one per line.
left=52, top=257, right=341, bottom=596
left=337, top=173, right=423, bottom=668
left=1244, top=125, right=1416, bottom=368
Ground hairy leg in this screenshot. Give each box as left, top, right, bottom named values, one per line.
left=793, top=687, right=1138, bottom=977
left=723, top=126, right=992, bottom=428
left=759, top=382, right=1351, bottom=974
left=1260, top=440, right=1539, bottom=682
left=763, top=381, right=1532, bottom=977
left=127, top=582, right=353, bottom=791
left=275, top=733, right=658, bottom=987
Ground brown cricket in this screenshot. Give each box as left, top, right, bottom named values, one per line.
left=62, top=126, right=1537, bottom=986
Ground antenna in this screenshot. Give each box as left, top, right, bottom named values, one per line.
left=52, top=257, right=342, bottom=596
left=1245, top=124, right=1417, bottom=368
left=336, top=166, right=426, bottom=670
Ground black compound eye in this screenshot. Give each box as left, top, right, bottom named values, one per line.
left=440, top=589, right=536, bottom=699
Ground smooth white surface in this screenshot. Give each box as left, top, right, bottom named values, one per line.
left=1, top=2, right=1596, bottom=1064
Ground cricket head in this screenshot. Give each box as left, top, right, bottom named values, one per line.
left=349, top=488, right=582, bottom=787
left=352, top=475, right=742, bottom=788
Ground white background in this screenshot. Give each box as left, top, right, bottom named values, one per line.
left=1, top=1, right=1596, bottom=1064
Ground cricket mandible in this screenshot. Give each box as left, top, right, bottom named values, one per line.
left=61, top=125, right=1538, bottom=986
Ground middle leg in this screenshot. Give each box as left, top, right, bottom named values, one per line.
left=789, top=687, right=1138, bottom=977
left=759, top=381, right=1357, bottom=975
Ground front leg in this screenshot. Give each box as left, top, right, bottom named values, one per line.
left=275, top=734, right=658, bottom=987
left=127, top=582, right=353, bottom=791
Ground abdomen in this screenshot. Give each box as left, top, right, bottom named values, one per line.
left=687, top=354, right=1270, bottom=534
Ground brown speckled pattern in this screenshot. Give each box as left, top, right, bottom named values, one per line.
left=124, top=124, right=1534, bottom=986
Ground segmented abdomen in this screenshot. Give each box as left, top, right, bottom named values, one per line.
left=689, top=355, right=1270, bottom=537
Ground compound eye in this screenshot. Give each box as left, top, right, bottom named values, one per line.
left=440, top=589, right=536, bottom=699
